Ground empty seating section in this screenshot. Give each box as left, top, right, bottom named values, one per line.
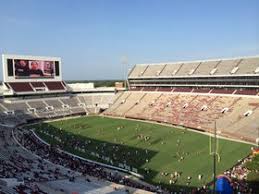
left=231, top=107, right=259, bottom=141
left=126, top=93, right=161, bottom=118
left=235, top=89, right=259, bottom=95
left=2, top=102, right=29, bottom=112
left=27, top=100, right=47, bottom=112
left=104, top=92, right=129, bottom=114
left=142, top=87, right=157, bottom=91
left=210, top=88, right=235, bottom=94
left=78, top=94, right=115, bottom=108
left=175, top=62, right=200, bottom=76
left=128, top=56, right=259, bottom=77
left=101, top=95, right=114, bottom=105
left=142, top=64, right=164, bottom=76
left=83, top=95, right=93, bottom=105
left=44, top=99, right=63, bottom=109
left=92, top=95, right=102, bottom=105
left=159, top=63, right=182, bottom=76
left=31, top=82, right=45, bottom=87
left=109, top=92, right=144, bottom=116
left=157, top=87, right=173, bottom=92
left=60, top=97, right=79, bottom=107
left=8, top=82, right=34, bottom=92
left=44, top=81, right=65, bottom=91
left=214, top=59, right=240, bottom=75
left=235, top=57, right=259, bottom=74
left=192, top=88, right=211, bottom=93
left=0, top=93, right=115, bottom=125
left=130, top=87, right=143, bottom=91
left=173, top=87, right=193, bottom=92
left=193, top=61, right=219, bottom=75
left=128, top=65, right=148, bottom=78
left=77, top=96, right=85, bottom=103
left=216, top=98, right=256, bottom=133
left=105, top=91, right=259, bottom=142
left=0, top=103, right=7, bottom=112
left=70, top=107, right=86, bottom=114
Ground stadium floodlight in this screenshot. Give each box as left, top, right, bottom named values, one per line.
left=120, top=55, right=128, bottom=89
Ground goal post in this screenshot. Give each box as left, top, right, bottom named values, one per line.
left=209, top=132, right=221, bottom=163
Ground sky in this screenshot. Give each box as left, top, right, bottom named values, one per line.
left=0, top=0, right=258, bottom=80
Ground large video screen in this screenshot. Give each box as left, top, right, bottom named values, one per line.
left=14, top=59, right=55, bottom=79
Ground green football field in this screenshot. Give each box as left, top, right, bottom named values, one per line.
left=30, top=116, right=252, bottom=190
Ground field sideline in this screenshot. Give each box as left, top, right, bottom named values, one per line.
left=29, top=116, right=251, bottom=190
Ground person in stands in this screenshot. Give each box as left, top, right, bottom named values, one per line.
left=29, top=61, right=44, bottom=77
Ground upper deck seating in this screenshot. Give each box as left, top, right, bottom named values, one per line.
left=142, top=65, right=164, bottom=77
left=30, top=82, right=45, bottom=88
left=193, top=61, right=219, bottom=75
left=175, top=62, right=200, bottom=76
left=8, top=82, right=34, bottom=92
left=235, top=57, right=259, bottom=74
left=129, top=56, right=259, bottom=78
left=213, top=59, right=240, bottom=75
left=128, top=65, right=148, bottom=78
left=44, top=82, right=66, bottom=91
left=159, top=63, right=182, bottom=76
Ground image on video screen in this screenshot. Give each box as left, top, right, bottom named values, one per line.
left=14, top=59, right=55, bottom=79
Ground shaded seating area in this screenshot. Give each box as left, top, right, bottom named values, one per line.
left=6, top=81, right=67, bottom=94
left=8, top=82, right=34, bottom=92
left=44, top=81, right=66, bottom=91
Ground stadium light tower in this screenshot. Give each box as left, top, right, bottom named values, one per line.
left=120, top=55, right=128, bottom=89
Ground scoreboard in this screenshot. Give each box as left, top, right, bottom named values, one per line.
left=2, top=54, right=62, bottom=83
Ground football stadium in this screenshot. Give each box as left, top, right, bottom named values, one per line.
left=0, top=1, right=259, bottom=194
left=0, top=53, right=259, bottom=194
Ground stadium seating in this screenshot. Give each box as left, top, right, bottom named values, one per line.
left=235, top=57, right=259, bottom=74
left=129, top=56, right=259, bottom=78
left=30, top=82, right=45, bottom=88
left=213, top=59, right=240, bottom=75
left=159, top=63, right=182, bottom=76
left=0, top=93, right=115, bottom=125
left=6, top=81, right=67, bottom=94
left=44, top=99, right=63, bottom=109
left=193, top=61, right=219, bottom=75
left=8, top=82, right=34, bottom=92
left=44, top=81, right=66, bottom=91
left=176, top=62, right=200, bottom=76
left=128, top=65, right=148, bottom=78
left=105, top=91, right=259, bottom=143
left=60, top=96, right=79, bottom=107
left=142, top=64, right=164, bottom=77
